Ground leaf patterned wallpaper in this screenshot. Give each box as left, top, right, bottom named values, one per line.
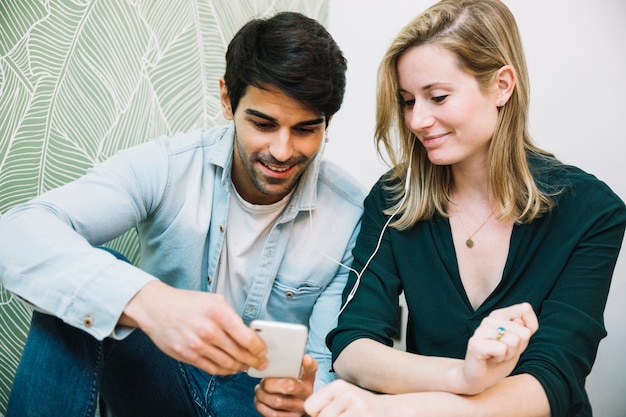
left=0, top=1, right=328, bottom=414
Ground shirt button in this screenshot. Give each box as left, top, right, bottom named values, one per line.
left=285, top=291, right=294, bottom=299
left=83, top=313, right=94, bottom=328
left=219, top=225, right=225, bottom=233
left=207, top=275, right=212, bottom=284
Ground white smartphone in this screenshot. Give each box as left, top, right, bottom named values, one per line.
left=248, top=320, right=308, bottom=379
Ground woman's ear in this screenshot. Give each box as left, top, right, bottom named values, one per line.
left=219, top=79, right=234, bottom=120
left=495, top=65, right=516, bottom=107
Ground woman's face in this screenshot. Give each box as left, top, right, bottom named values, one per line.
left=397, top=44, right=500, bottom=169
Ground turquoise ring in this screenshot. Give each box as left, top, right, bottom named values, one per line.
left=496, top=326, right=506, bottom=342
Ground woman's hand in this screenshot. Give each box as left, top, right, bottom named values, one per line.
left=456, top=302, right=538, bottom=394
left=304, top=379, right=390, bottom=417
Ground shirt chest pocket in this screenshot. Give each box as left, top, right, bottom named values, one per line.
left=265, top=276, right=322, bottom=324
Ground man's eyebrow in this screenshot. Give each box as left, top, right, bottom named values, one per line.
left=244, top=109, right=325, bottom=127
left=245, top=109, right=278, bottom=123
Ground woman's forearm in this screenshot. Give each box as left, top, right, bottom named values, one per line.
left=383, top=374, right=549, bottom=417
left=305, top=374, right=550, bottom=417
left=334, top=304, right=539, bottom=396
left=333, top=339, right=468, bottom=394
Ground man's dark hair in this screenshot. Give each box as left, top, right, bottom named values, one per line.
left=224, top=11, right=347, bottom=124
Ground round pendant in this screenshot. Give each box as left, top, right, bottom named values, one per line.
left=465, top=238, right=474, bottom=248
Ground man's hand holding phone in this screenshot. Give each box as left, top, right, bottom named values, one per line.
left=249, top=320, right=317, bottom=417
left=121, top=282, right=268, bottom=376
left=254, top=354, right=318, bottom=417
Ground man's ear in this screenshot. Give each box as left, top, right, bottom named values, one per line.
left=219, top=79, right=234, bottom=120
left=495, top=65, right=516, bottom=107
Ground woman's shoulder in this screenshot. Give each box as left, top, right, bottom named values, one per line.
left=529, top=152, right=625, bottom=211
left=365, top=169, right=399, bottom=203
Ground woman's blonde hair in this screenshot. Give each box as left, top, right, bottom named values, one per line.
left=376, top=0, right=554, bottom=229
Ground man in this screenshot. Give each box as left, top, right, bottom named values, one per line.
left=0, top=11, right=364, bottom=417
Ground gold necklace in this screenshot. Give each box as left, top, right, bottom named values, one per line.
left=456, top=208, right=495, bottom=248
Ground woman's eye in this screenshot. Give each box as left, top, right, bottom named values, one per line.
left=432, top=95, right=448, bottom=103
left=402, top=99, right=415, bottom=108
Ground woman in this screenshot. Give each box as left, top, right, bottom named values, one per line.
left=304, top=0, right=626, bottom=416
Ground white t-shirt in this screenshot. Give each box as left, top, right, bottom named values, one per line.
left=215, top=184, right=292, bottom=315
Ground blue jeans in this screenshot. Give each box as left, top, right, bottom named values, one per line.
left=7, top=312, right=263, bottom=417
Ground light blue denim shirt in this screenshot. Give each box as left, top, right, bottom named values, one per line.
left=0, top=125, right=365, bottom=387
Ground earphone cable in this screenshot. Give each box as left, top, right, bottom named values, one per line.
left=312, top=139, right=415, bottom=363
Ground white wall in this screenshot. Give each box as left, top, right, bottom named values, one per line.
left=326, top=1, right=626, bottom=415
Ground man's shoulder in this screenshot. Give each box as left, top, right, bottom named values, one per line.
left=153, top=126, right=230, bottom=152
left=317, top=160, right=367, bottom=208
left=140, top=126, right=233, bottom=171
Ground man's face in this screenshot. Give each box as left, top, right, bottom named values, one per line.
left=221, top=82, right=326, bottom=205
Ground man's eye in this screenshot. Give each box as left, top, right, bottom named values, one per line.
left=254, top=121, right=274, bottom=130
left=432, top=95, right=448, bottom=103
left=295, top=127, right=315, bottom=135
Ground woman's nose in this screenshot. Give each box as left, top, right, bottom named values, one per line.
left=407, top=103, right=435, bottom=132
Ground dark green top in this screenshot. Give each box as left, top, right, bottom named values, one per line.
left=328, top=154, right=626, bottom=417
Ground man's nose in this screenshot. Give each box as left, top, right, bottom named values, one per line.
left=269, top=129, right=295, bottom=162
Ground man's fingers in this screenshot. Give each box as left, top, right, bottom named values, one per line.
left=300, top=354, right=318, bottom=380
left=202, top=301, right=268, bottom=368
left=259, top=355, right=317, bottom=394
left=254, top=355, right=317, bottom=416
